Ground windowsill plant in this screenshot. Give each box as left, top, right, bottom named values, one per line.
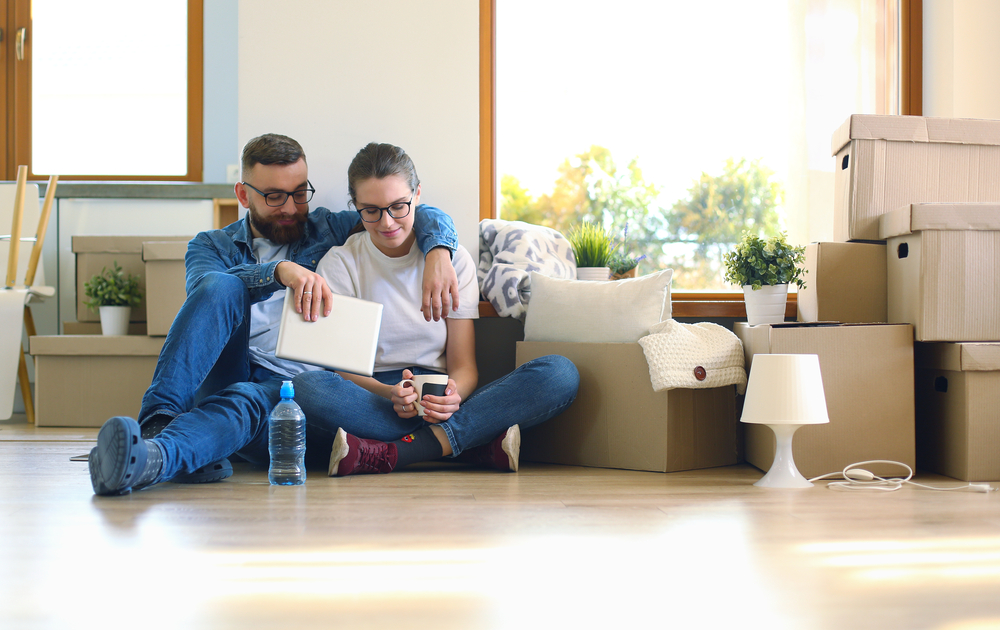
left=567, top=222, right=615, bottom=280
left=723, top=231, right=806, bottom=325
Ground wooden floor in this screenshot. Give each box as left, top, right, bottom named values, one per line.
left=2, top=417, right=1000, bottom=630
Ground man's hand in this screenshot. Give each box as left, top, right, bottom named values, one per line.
left=421, top=247, right=459, bottom=322
left=275, top=261, right=332, bottom=322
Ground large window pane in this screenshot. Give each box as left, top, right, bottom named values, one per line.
left=497, top=0, right=877, bottom=289
left=32, top=0, right=188, bottom=176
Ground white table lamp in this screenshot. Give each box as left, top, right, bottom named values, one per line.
left=741, top=354, right=830, bottom=488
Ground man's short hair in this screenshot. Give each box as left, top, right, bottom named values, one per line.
left=240, top=134, right=306, bottom=178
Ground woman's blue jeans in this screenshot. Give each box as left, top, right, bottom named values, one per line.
left=291, top=354, right=580, bottom=458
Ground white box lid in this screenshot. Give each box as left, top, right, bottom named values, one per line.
left=832, top=114, right=1000, bottom=156
left=879, top=203, right=1000, bottom=239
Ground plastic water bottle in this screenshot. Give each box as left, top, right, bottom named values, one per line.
left=268, top=380, right=306, bottom=485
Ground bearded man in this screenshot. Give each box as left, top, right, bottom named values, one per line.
left=87, top=133, right=460, bottom=495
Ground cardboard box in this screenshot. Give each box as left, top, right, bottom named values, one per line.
left=515, top=342, right=738, bottom=473
left=796, top=242, right=887, bottom=323
left=735, top=322, right=915, bottom=478
left=915, top=342, right=1000, bottom=481
left=143, top=240, right=188, bottom=336
left=832, top=115, right=1000, bottom=242
left=30, top=335, right=164, bottom=427
left=73, top=235, right=191, bottom=323
left=880, top=203, right=1000, bottom=342
left=62, top=321, right=148, bottom=336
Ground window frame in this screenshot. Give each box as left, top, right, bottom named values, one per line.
left=3, top=0, right=204, bottom=182
left=479, top=0, right=921, bottom=316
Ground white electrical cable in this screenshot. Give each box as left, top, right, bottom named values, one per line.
left=808, top=460, right=998, bottom=493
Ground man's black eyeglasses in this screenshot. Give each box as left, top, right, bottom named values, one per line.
left=352, top=197, right=413, bottom=223
left=242, top=181, right=315, bottom=207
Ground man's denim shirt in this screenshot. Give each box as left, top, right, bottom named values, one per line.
left=184, top=204, right=458, bottom=303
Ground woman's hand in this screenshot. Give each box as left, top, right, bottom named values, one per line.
left=418, top=378, right=461, bottom=423
left=391, top=369, right=421, bottom=419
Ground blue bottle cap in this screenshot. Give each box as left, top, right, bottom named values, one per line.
left=280, top=380, right=294, bottom=399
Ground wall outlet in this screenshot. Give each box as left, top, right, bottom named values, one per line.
left=226, top=164, right=240, bottom=184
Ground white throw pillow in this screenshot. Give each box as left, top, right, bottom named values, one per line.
left=523, top=269, right=673, bottom=343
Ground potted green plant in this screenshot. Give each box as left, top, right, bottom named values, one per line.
left=83, top=261, right=143, bottom=335
left=567, top=222, right=615, bottom=281
left=723, top=231, right=806, bottom=325
left=608, top=224, right=645, bottom=280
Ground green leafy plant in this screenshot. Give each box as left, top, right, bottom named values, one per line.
left=83, top=262, right=143, bottom=310
left=567, top=222, right=616, bottom=268
left=608, top=223, right=646, bottom=276
left=723, top=231, right=807, bottom=290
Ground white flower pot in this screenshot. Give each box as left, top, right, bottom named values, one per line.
left=98, top=305, right=131, bottom=336
left=576, top=267, right=610, bottom=281
left=743, top=284, right=788, bottom=326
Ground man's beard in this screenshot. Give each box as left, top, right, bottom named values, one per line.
left=248, top=201, right=307, bottom=244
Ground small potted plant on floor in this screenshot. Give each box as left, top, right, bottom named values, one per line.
left=567, top=222, right=615, bottom=281
left=724, top=231, right=806, bottom=325
left=83, top=261, right=143, bottom=335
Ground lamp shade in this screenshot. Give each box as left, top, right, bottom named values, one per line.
left=740, top=354, right=830, bottom=426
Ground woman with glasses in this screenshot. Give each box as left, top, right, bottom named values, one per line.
left=292, top=142, right=579, bottom=476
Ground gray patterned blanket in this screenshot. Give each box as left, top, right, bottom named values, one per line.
left=477, top=219, right=576, bottom=320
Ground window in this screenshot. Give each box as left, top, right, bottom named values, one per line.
left=481, top=0, right=920, bottom=292
left=1, top=0, right=203, bottom=181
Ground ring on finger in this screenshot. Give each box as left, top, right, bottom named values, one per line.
left=303, top=291, right=312, bottom=295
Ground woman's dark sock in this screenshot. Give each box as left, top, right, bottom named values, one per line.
left=391, top=427, right=444, bottom=468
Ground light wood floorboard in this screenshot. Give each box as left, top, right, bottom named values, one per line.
left=2, top=417, right=999, bottom=630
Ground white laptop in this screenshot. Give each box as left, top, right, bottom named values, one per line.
left=275, top=290, right=383, bottom=376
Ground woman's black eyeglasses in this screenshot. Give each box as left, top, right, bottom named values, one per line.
left=352, top=197, right=413, bottom=223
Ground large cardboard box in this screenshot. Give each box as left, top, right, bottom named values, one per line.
left=73, top=235, right=191, bottom=323
left=143, top=240, right=189, bottom=336
left=880, top=203, right=1000, bottom=342
left=30, top=335, right=164, bottom=427
left=63, top=321, right=148, bottom=335
left=735, top=322, right=915, bottom=478
left=796, top=242, right=887, bottom=323
left=832, top=115, right=1000, bottom=241
left=515, top=342, right=738, bottom=473
left=915, top=342, right=1000, bottom=481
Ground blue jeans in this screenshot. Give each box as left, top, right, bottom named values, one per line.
left=137, top=272, right=284, bottom=481
left=291, top=354, right=580, bottom=458
left=140, top=272, right=255, bottom=423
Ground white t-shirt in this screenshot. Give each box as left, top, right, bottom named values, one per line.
left=315, top=233, right=479, bottom=373
left=248, top=237, right=322, bottom=377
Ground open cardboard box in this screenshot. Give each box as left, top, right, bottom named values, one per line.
left=796, top=242, right=887, bottom=323
left=515, top=341, right=738, bottom=473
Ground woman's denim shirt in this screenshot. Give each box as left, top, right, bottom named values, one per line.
left=184, top=204, right=458, bottom=303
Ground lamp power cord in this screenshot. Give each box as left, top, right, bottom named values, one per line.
left=808, top=460, right=997, bottom=493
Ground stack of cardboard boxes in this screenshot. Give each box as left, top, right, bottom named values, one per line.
left=30, top=236, right=191, bottom=427
left=785, top=114, right=1000, bottom=481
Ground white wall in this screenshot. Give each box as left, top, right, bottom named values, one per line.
left=924, top=0, right=1000, bottom=119
left=237, top=0, right=481, bottom=251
